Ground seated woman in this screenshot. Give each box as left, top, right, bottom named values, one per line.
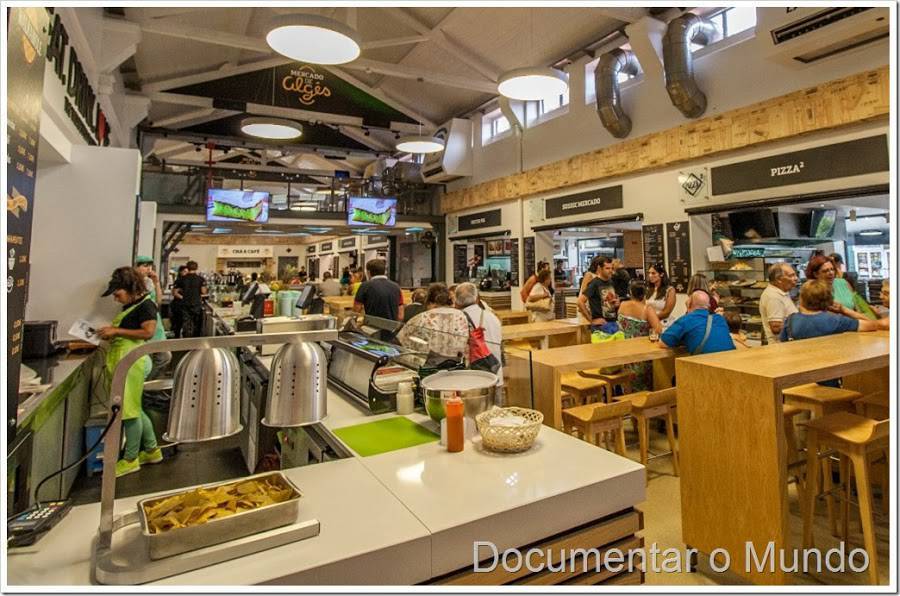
left=781, top=280, right=888, bottom=386
left=396, top=283, right=469, bottom=363
left=616, top=281, right=663, bottom=391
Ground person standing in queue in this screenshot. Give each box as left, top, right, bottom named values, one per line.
left=759, top=262, right=799, bottom=344
left=135, top=256, right=170, bottom=377
left=578, top=257, right=619, bottom=330
left=97, top=267, right=163, bottom=477
left=172, top=260, right=207, bottom=337
left=169, top=265, right=188, bottom=338
left=354, top=259, right=404, bottom=321
left=318, top=271, right=342, bottom=297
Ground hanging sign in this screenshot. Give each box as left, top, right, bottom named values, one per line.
left=710, top=135, right=888, bottom=195
left=320, top=242, right=334, bottom=253
left=544, top=185, right=623, bottom=219
left=339, top=237, right=358, bottom=250
left=367, top=234, right=388, bottom=245
left=45, top=10, right=110, bottom=146
left=458, top=208, right=502, bottom=231
left=217, top=246, right=273, bottom=258
left=306, top=245, right=317, bottom=254
left=678, top=169, right=709, bottom=202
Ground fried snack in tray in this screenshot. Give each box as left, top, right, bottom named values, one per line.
left=144, top=476, right=294, bottom=534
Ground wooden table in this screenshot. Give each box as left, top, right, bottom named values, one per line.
left=505, top=337, right=679, bottom=428
left=323, top=296, right=356, bottom=314
left=494, top=310, right=530, bottom=326
left=502, top=320, right=585, bottom=349
left=675, top=333, right=889, bottom=584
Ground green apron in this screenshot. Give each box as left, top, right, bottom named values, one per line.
left=106, top=296, right=153, bottom=420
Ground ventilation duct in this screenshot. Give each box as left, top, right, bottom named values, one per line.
left=662, top=13, right=717, bottom=118
left=595, top=49, right=641, bottom=138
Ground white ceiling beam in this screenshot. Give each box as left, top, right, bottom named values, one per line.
left=142, top=57, right=292, bottom=93
left=594, top=8, right=649, bottom=24
left=165, top=158, right=337, bottom=177
left=135, top=19, right=270, bottom=53
left=100, top=17, right=142, bottom=74
left=152, top=142, right=195, bottom=159
left=342, top=58, right=496, bottom=94
left=337, top=125, right=392, bottom=152
left=383, top=7, right=500, bottom=82
left=360, top=35, right=429, bottom=50
left=211, top=148, right=252, bottom=163
left=151, top=107, right=238, bottom=129
left=145, top=91, right=214, bottom=108
left=326, top=67, right=436, bottom=128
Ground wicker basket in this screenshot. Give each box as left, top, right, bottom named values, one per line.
left=476, top=407, right=543, bottom=453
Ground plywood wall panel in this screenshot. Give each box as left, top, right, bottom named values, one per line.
left=441, top=67, right=889, bottom=214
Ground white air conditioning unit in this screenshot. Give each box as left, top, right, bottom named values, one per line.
left=422, top=118, right=473, bottom=183
left=758, top=7, right=889, bottom=67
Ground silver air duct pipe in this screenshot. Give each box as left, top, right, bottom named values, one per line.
left=662, top=13, right=717, bottom=118
left=595, top=48, right=641, bottom=138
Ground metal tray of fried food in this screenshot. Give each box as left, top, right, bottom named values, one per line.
left=138, top=471, right=302, bottom=560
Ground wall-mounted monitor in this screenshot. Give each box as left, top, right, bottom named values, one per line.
left=206, top=189, right=269, bottom=223
left=809, top=208, right=837, bottom=239
left=728, top=209, right=777, bottom=240
left=347, top=197, right=397, bottom=227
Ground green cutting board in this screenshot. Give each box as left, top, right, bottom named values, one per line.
left=332, top=417, right=439, bottom=457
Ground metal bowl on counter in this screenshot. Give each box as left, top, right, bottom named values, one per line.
left=421, top=370, right=498, bottom=422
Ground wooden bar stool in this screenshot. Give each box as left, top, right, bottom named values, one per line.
left=783, top=383, right=862, bottom=534
left=588, top=368, right=634, bottom=397
left=855, top=392, right=889, bottom=420
left=783, top=405, right=805, bottom=493
left=560, top=372, right=611, bottom=406
left=561, top=400, right=631, bottom=456
left=615, top=388, right=679, bottom=477
left=801, top=412, right=889, bottom=585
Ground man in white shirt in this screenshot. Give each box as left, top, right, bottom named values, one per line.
left=455, top=282, right=503, bottom=382
left=759, top=262, right=799, bottom=344
left=317, top=271, right=342, bottom=297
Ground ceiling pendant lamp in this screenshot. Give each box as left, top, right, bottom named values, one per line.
left=497, top=66, right=569, bottom=101
left=266, top=14, right=361, bottom=65
left=241, top=117, right=303, bottom=140
left=395, top=135, right=444, bottom=154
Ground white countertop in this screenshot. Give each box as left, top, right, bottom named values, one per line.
left=8, top=338, right=646, bottom=586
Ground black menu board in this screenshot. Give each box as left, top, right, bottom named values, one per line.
left=453, top=244, right=468, bottom=283
left=509, top=238, right=520, bottom=286
left=523, top=237, right=536, bottom=279
left=7, top=8, right=50, bottom=444
left=641, top=224, right=664, bottom=272
left=666, top=221, right=692, bottom=293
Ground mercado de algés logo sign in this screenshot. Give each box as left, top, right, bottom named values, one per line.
left=281, top=65, right=332, bottom=107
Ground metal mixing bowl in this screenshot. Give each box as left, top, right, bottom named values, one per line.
left=420, top=370, right=498, bottom=422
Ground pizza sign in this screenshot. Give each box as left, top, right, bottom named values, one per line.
left=281, top=65, right=332, bottom=107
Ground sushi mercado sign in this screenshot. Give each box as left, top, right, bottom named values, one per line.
left=217, top=246, right=274, bottom=258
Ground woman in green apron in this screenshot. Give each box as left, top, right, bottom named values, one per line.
left=98, top=267, right=163, bottom=477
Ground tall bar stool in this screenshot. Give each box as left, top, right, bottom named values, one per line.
left=783, top=383, right=862, bottom=535
left=783, top=404, right=806, bottom=496
left=614, top=388, right=679, bottom=478
left=854, top=392, right=890, bottom=515
left=801, top=412, right=889, bottom=585
left=561, top=372, right=612, bottom=405
left=584, top=368, right=634, bottom=397
left=561, top=400, right=631, bottom=456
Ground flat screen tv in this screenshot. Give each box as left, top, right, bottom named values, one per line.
left=728, top=209, right=777, bottom=240
left=206, top=189, right=269, bottom=223
left=809, top=208, right=837, bottom=239
left=347, top=197, right=397, bottom=227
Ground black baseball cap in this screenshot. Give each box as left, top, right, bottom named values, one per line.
left=101, top=269, right=130, bottom=296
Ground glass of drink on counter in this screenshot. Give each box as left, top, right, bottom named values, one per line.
left=649, top=330, right=659, bottom=342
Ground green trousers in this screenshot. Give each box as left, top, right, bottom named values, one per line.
left=123, top=410, right=158, bottom=461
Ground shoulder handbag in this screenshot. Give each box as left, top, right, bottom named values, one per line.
left=463, top=309, right=501, bottom=373
left=783, top=313, right=796, bottom=341
left=692, top=313, right=715, bottom=355
left=525, top=285, right=552, bottom=312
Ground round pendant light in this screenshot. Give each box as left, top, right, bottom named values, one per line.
left=395, top=135, right=445, bottom=154
left=497, top=67, right=569, bottom=101
left=241, top=117, right=303, bottom=140
left=266, top=14, right=361, bottom=65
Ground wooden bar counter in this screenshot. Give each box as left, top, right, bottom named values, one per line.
left=505, top=337, right=679, bottom=428
left=675, top=332, right=889, bottom=585
left=502, top=319, right=588, bottom=349
left=494, top=310, right=530, bottom=325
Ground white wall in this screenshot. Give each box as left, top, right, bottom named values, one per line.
left=28, top=145, right=141, bottom=338
left=453, top=16, right=889, bottom=188
left=137, top=201, right=157, bottom=258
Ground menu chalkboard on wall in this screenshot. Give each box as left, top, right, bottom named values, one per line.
left=509, top=238, right=520, bottom=286
left=523, top=237, right=536, bottom=279
left=453, top=244, right=468, bottom=283
left=641, top=224, right=664, bottom=272
left=7, top=8, right=50, bottom=445
left=666, top=221, right=692, bottom=293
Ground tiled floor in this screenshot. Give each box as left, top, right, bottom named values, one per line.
left=623, top=427, right=890, bottom=586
